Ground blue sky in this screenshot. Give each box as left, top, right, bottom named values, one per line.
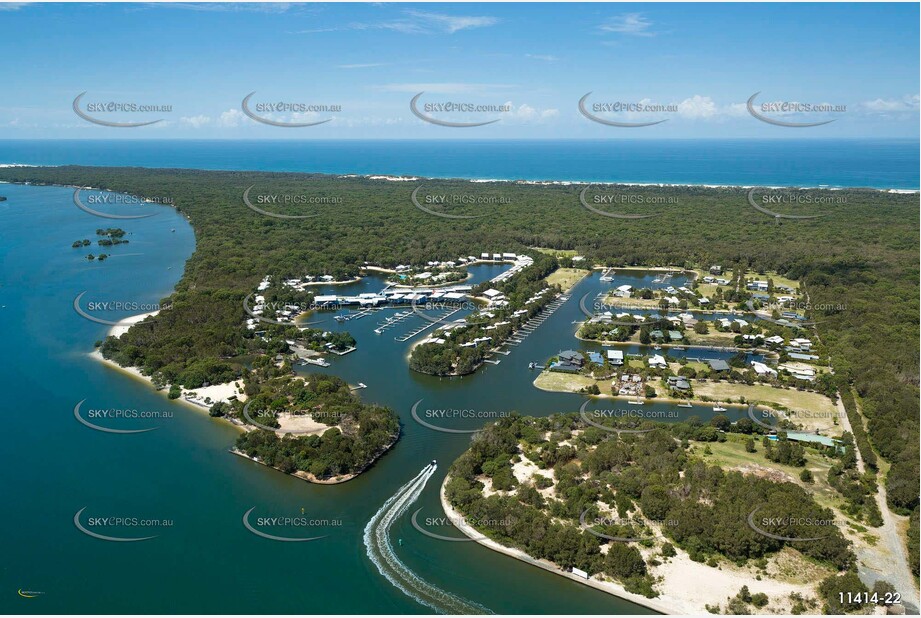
left=1, top=2, right=918, bottom=138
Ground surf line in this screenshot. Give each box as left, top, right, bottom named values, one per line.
left=363, top=463, right=491, bottom=614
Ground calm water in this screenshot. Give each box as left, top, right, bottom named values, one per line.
left=1, top=139, right=918, bottom=189
left=0, top=183, right=751, bottom=614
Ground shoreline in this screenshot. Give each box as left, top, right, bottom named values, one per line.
left=441, top=472, right=821, bottom=615
left=2, top=170, right=917, bottom=195
left=229, top=448, right=358, bottom=485
left=439, top=475, right=675, bottom=615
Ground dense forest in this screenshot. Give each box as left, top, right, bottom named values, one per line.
left=1, top=166, right=916, bottom=561
left=446, top=413, right=857, bottom=607
left=231, top=372, right=399, bottom=481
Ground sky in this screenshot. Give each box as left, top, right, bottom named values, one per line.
left=1, top=2, right=918, bottom=139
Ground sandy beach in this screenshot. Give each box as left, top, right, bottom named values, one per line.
left=107, top=310, right=159, bottom=338
left=92, top=311, right=248, bottom=416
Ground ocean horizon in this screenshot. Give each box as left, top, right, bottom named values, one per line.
left=0, top=138, right=917, bottom=190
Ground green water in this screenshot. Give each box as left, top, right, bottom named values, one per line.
left=2, top=183, right=752, bottom=613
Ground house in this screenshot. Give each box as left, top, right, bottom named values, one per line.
left=588, top=351, right=605, bottom=365
left=791, top=338, right=813, bottom=350
left=650, top=329, right=664, bottom=340
left=709, top=265, right=723, bottom=275
left=707, top=359, right=731, bottom=373
left=751, top=361, right=778, bottom=377
left=765, top=335, right=785, bottom=346
left=668, top=330, right=683, bottom=342
left=667, top=376, right=691, bottom=391
left=558, top=350, right=585, bottom=366
left=615, top=284, right=633, bottom=298
left=550, top=350, right=585, bottom=373
left=482, top=288, right=503, bottom=299
left=607, top=349, right=624, bottom=365
left=697, top=296, right=710, bottom=306
left=747, top=280, right=769, bottom=292
left=648, top=354, right=667, bottom=368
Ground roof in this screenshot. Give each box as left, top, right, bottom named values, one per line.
left=707, top=359, right=731, bottom=371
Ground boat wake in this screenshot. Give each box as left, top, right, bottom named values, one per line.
left=363, top=463, right=491, bottom=614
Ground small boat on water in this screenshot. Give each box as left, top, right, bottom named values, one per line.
left=677, top=402, right=693, bottom=408
left=628, top=399, right=645, bottom=405
left=713, top=404, right=727, bottom=412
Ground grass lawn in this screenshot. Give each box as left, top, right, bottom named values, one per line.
left=742, top=270, right=802, bottom=291
left=685, top=330, right=740, bottom=347
left=694, top=435, right=843, bottom=514
left=544, top=267, right=590, bottom=292
left=533, top=370, right=597, bottom=393
left=531, top=247, right=579, bottom=258
left=693, top=382, right=839, bottom=432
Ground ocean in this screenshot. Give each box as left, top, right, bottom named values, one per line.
left=0, top=138, right=918, bottom=190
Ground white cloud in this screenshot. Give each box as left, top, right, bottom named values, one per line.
left=600, top=13, right=654, bottom=36
left=180, top=114, right=211, bottom=128
left=217, top=108, right=246, bottom=128
left=0, top=2, right=32, bottom=10
left=676, top=95, right=719, bottom=119
left=338, top=63, right=389, bottom=69
left=404, top=10, right=498, bottom=34
left=861, top=94, right=920, bottom=113
left=502, top=102, right=559, bottom=124
left=143, top=3, right=294, bottom=13
left=525, top=54, right=558, bottom=62
left=297, top=9, right=497, bottom=35
left=375, top=83, right=515, bottom=95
